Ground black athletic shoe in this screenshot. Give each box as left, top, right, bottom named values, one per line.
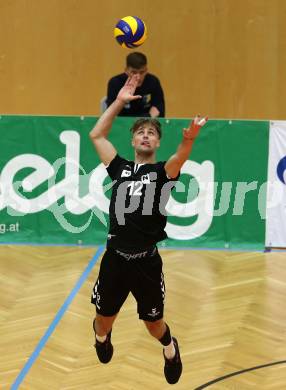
left=95, top=331, right=113, bottom=363
left=163, top=337, right=183, bottom=384
left=93, top=320, right=113, bottom=364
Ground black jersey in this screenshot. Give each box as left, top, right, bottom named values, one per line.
left=106, top=154, right=179, bottom=250
left=106, top=73, right=165, bottom=117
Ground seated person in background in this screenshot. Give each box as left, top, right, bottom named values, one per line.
left=106, top=52, right=165, bottom=117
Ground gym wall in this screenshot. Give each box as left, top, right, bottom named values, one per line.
left=0, top=0, right=285, bottom=119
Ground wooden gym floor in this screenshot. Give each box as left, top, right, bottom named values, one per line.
left=0, top=245, right=286, bottom=389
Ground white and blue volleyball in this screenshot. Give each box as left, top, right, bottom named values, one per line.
left=114, top=16, right=147, bottom=48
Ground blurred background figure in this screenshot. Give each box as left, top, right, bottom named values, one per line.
left=106, top=52, right=165, bottom=117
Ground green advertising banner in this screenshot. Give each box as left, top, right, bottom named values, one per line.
left=0, top=116, right=269, bottom=249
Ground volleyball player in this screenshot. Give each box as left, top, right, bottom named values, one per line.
left=90, top=74, right=207, bottom=384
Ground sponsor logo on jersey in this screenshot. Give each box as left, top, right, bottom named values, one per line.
left=121, top=169, right=131, bottom=177
left=141, top=174, right=150, bottom=184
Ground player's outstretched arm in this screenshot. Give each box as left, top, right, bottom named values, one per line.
left=90, top=74, right=141, bottom=166
left=164, top=115, right=208, bottom=178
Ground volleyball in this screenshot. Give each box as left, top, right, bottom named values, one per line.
left=114, top=16, right=147, bottom=49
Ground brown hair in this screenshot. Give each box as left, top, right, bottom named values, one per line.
left=126, top=52, right=147, bottom=69
left=130, top=118, right=162, bottom=139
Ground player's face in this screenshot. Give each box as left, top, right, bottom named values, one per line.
left=125, top=66, right=147, bottom=86
left=132, top=125, right=160, bottom=155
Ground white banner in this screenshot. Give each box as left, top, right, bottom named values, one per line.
left=266, top=121, right=286, bottom=247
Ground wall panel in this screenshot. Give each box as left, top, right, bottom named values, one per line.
left=0, top=0, right=284, bottom=119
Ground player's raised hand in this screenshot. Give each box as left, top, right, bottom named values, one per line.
left=183, top=115, right=208, bottom=140
left=117, top=74, right=142, bottom=103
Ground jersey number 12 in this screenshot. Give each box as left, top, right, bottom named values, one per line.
left=127, top=181, right=143, bottom=196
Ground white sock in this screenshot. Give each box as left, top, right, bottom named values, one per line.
left=164, top=339, right=176, bottom=360
left=96, top=334, right=107, bottom=343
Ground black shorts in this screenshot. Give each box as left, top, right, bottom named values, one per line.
left=91, top=246, right=165, bottom=322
